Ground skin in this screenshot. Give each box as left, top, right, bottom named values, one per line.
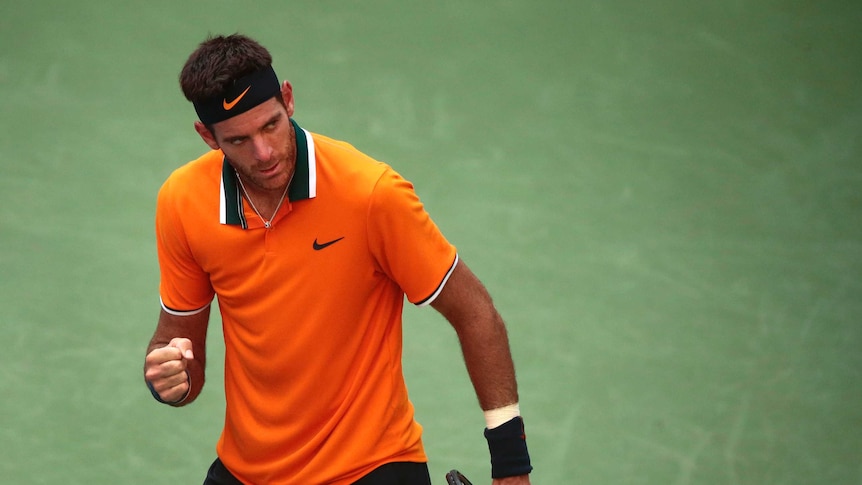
left=144, top=80, right=531, bottom=485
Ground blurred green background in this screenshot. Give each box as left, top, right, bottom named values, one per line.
left=1, top=1, right=860, bottom=483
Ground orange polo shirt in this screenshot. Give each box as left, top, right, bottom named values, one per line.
left=156, top=119, right=458, bottom=484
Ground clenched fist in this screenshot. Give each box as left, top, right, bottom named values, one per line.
left=144, top=338, right=194, bottom=403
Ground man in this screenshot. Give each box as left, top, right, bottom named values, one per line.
left=143, top=33, right=532, bottom=485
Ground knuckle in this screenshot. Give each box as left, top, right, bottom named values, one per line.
left=165, top=360, right=186, bottom=374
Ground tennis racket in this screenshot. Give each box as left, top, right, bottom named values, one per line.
left=445, top=469, right=473, bottom=485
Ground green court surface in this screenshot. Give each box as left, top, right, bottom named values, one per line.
left=1, top=1, right=860, bottom=483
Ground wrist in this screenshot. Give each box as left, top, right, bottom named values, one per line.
left=484, top=415, right=533, bottom=479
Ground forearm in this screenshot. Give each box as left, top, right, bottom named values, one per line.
left=430, top=261, right=520, bottom=410
left=431, top=261, right=532, bottom=481
left=454, top=310, right=520, bottom=411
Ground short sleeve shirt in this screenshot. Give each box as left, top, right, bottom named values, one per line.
left=156, top=120, right=458, bottom=484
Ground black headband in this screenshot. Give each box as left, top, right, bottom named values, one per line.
left=193, top=65, right=280, bottom=125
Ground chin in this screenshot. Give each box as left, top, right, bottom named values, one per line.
left=263, top=173, right=290, bottom=191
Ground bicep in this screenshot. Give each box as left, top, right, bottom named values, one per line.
left=431, top=260, right=499, bottom=330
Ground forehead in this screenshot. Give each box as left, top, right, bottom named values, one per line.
left=212, top=97, right=286, bottom=138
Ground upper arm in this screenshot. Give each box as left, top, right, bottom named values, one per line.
left=430, top=260, right=500, bottom=331
left=366, top=168, right=457, bottom=304
left=155, top=178, right=215, bottom=311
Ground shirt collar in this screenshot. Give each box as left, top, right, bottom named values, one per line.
left=219, top=118, right=317, bottom=228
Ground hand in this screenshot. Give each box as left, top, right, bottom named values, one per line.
left=144, top=338, right=194, bottom=403
left=493, top=475, right=531, bottom=485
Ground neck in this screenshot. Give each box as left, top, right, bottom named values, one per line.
left=236, top=173, right=291, bottom=225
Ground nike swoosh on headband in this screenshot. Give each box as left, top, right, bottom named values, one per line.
left=223, top=86, right=252, bottom=110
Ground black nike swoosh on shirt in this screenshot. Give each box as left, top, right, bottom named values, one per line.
left=313, top=237, right=345, bottom=250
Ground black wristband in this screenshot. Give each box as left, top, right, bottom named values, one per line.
left=484, top=416, right=533, bottom=478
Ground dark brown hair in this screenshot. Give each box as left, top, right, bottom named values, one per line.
left=179, top=34, right=273, bottom=103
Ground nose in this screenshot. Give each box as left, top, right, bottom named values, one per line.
left=252, top=136, right=273, bottom=162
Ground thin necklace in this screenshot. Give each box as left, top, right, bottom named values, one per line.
left=235, top=171, right=290, bottom=229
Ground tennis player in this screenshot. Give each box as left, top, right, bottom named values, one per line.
left=143, top=33, right=532, bottom=485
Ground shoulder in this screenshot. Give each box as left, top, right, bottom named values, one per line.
left=309, top=132, right=396, bottom=194
left=159, top=150, right=223, bottom=200
left=311, top=132, right=382, bottom=170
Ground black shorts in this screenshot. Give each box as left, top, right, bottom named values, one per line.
left=203, top=458, right=432, bottom=485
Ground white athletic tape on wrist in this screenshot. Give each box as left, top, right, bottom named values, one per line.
left=484, top=403, right=520, bottom=429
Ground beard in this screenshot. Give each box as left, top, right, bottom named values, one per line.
left=230, top=134, right=297, bottom=195
left=235, top=157, right=294, bottom=193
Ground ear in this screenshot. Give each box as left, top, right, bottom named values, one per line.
left=281, top=80, right=295, bottom=118
left=194, top=121, right=220, bottom=150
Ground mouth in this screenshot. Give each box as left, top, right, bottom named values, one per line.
left=259, top=162, right=280, bottom=176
